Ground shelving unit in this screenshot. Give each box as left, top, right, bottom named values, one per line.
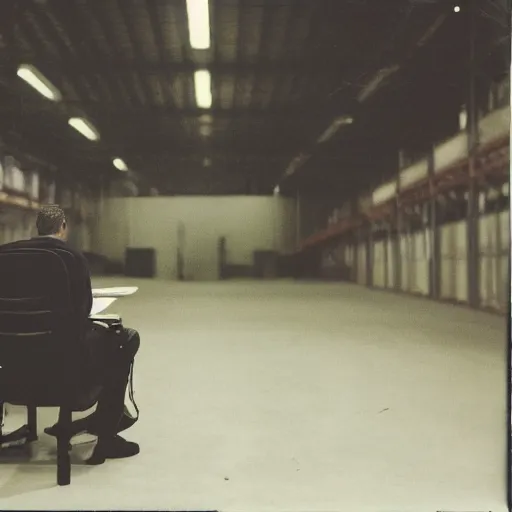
left=0, top=190, right=40, bottom=211
left=297, top=101, right=510, bottom=313
left=300, top=105, right=509, bottom=252
left=0, top=143, right=59, bottom=244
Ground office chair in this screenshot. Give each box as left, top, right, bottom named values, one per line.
left=0, top=247, right=103, bottom=485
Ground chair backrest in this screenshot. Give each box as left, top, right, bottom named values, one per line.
left=45, top=247, right=89, bottom=322
left=0, top=247, right=88, bottom=406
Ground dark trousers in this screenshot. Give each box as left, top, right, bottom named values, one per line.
left=84, top=323, right=140, bottom=438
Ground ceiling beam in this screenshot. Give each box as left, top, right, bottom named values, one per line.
left=85, top=0, right=135, bottom=106
left=0, top=54, right=367, bottom=78
left=0, top=122, right=110, bottom=176
left=146, top=0, right=173, bottom=107
left=122, top=139, right=388, bottom=161
left=46, top=0, right=116, bottom=106
left=0, top=90, right=347, bottom=122
left=23, top=2, right=93, bottom=103
left=115, top=0, right=153, bottom=106
left=126, top=151, right=294, bottom=161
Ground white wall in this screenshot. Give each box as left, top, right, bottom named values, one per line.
left=93, top=197, right=130, bottom=262
left=412, top=229, right=429, bottom=296
left=373, top=236, right=397, bottom=290
left=373, top=239, right=386, bottom=288
left=440, top=220, right=468, bottom=303
left=479, top=210, right=509, bottom=310
left=356, top=242, right=366, bottom=285
left=93, top=196, right=296, bottom=280
left=323, top=209, right=509, bottom=313
left=387, top=238, right=395, bottom=289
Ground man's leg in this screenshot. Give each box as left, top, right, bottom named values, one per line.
left=44, top=325, right=141, bottom=463
left=90, top=327, right=140, bottom=434
left=86, top=326, right=140, bottom=464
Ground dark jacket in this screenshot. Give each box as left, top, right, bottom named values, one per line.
left=0, top=236, right=93, bottom=320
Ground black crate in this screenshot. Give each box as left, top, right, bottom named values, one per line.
left=125, top=248, right=156, bottom=278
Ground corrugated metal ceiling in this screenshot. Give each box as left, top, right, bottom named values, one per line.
left=0, top=0, right=505, bottom=194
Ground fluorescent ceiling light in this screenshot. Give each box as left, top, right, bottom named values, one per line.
left=284, top=153, right=311, bottom=178
left=317, top=116, right=354, bottom=143
left=68, top=117, right=100, bottom=141
left=357, top=65, right=400, bottom=103
left=199, top=124, right=212, bottom=137
left=194, top=70, right=212, bottom=109
left=199, top=114, right=213, bottom=124
left=17, top=64, right=61, bottom=101
left=113, top=158, right=128, bottom=171
left=336, top=115, right=354, bottom=125
left=416, top=15, right=446, bottom=48
left=186, top=0, right=210, bottom=49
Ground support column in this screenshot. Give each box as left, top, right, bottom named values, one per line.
left=495, top=194, right=504, bottom=310
left=366, top=223, right=374, bottom=288
left=384, top=224, right=389, bottom=289
left=428, top=147, right=441, bottom=299
left=404, top=215, right=413, bottom=293
left=295, top=191, right=301, bottom=252
left=353, top=229, right=359, bottom=284
left=466, top=0, right=480, bottom=308
left=394, top=166, right=403, bottom=293
left=394, top=201, right=402, bottom=292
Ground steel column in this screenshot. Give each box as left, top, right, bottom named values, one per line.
left=383, top=225, right=389, bottom=289
left=395, top=167, right=403, bottom=293
left=366, top=224, right=374, bottom=288
left=495, top=194, right=504, bottom=310
left=466, top=0, right=480, bottom=308
left=394, top=210, right=402, bottom=292
left=428, top=147, right=441, bottom=299
left=353, top=229, right=359, bottom=284
left=295, top=191, right=301, bottom=251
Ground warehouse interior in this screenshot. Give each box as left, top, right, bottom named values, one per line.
left=0, top=0, right=510, bottom=510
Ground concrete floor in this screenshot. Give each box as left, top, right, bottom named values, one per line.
left=0, top=279, right=507, bottom=512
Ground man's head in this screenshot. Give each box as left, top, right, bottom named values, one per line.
left=36, top=205, right=68, bottom=240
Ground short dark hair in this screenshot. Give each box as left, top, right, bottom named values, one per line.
left=36, top=205, right=66, bottom=236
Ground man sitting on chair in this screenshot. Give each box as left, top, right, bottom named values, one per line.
left=0, top=205, right=140, bottom=465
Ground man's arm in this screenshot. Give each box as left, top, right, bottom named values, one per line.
left=80, top=253, right=93, bottom=318
left=67, top=247, right=93, bottom=319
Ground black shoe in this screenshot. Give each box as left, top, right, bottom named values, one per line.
left=44, top=416, right=98, bottom=438
left=45, top=410, right=137, bottom=439
left=86, top=435, right=140, bottom=465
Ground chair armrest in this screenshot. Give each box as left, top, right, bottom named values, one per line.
left=89, top=314, right=121, bottom=321
left=89, top=314, right=123, bottom=329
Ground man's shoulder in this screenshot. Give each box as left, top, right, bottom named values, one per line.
left=0, top=239, right=32, bottom=252
left=0, top=237, right=81, bottom=258
left=40, top=238, right=86, bottom=261
left=0, top=238, right=90, bottom=274
left=0, top=237, right=55, bottom=249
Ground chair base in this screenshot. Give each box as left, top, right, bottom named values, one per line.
left=0, top=403, right=38, bottom=449
left=0, top=430, right=72, bottom=487
left=0, top=424, right=31, bottom=449
left=0, top=404, right=73, bottom=486
left=56, top=408, right=72, bottom=486
left=27, top=405, right=38, bottom=442
left=57, top=439, right=71, bottom=486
